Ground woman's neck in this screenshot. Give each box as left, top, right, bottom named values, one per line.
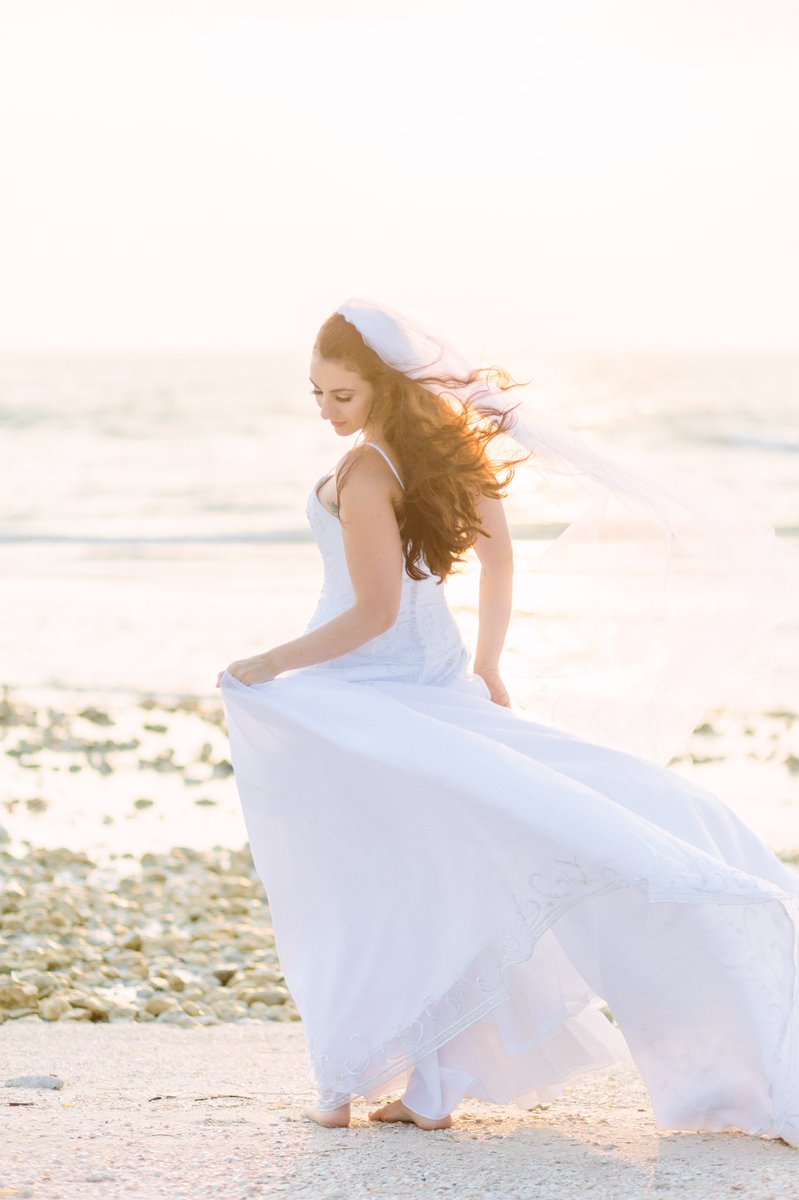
left=360, top=426, right=381, bottom=444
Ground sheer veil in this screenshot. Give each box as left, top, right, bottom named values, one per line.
left=336, top=297, right=799, bottom=767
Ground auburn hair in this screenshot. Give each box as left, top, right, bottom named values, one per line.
left=313, top=311, right=532, bottom=583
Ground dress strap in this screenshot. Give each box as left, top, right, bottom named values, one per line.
left=361, top=441, right=404, bottom=489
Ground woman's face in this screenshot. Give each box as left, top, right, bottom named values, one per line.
left=309, top=354, right=375, bottom=437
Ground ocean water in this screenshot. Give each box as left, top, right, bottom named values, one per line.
left=1, top=349, right=798, bottom=702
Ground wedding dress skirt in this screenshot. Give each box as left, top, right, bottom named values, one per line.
left=220, top=469, right=799, bottom=1145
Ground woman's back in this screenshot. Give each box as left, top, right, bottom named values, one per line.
left=303, top=441, right=471, bottom=686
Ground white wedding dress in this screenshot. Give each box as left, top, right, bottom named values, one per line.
left=220, top=442, right=799, bottom=1145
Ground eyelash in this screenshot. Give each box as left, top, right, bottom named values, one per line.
left=310, top=390, right=352, bottom=401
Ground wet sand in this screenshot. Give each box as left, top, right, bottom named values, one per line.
left=3, top=682, right=798, bottom=866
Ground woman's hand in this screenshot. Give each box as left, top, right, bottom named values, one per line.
left=475, top=667, right=511, bottom=707
left=216, top=651, right=280, bottom=688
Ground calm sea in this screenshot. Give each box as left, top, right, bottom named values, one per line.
left=2, top=350, right=797, bottom=702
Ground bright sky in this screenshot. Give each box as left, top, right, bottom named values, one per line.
left=1, top=0, right=797, bottom=355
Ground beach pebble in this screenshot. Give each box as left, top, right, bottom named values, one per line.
left=5, top=1075, right=64, bottom=1089
left=16, top=970, right=59, bottom=997
left=0, top=828, right=299, bottom=1030
left=246, top=986, right=288, bottom=1006
left=2, top=880, right=27, bottom=906
left=180, top=1000, right=206, bottom=1017
left=157, top=1009, right=195, bottom=1026
left=144, top=995, right=178, bottom=1016
left=0, top=982, right=39, bottom=1009
left=77, top=706, right=114, bottom=726
left=108, top=1004, right=137, bottom=1021
left=211, top=964, right=238, bottom=986
left=39, top=994, right=73, bottom=1021
left=71, top=994, right=112, bottom=1020
left=211, top=999, right=248, bottom=1020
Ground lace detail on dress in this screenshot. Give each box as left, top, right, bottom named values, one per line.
left=307, top=855, right=627, bottom=1108
left=307, top=856, right=799, bottom=1117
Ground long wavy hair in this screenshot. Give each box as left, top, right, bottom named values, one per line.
left=314, top=311, right=532, bottom=583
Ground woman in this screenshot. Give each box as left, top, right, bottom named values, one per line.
left=218, top=299, right=799, bottom=1144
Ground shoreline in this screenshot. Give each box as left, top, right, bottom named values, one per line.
left=2, top=680, right=799, bottom=868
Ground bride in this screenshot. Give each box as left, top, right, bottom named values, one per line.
left=218, top=299, right=799, bottom=1144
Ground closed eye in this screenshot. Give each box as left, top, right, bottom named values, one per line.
left=310, top=389, right=352, bottom=400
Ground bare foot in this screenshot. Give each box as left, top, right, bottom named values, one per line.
left=303, top=1100, right=351, bottom=1127
left=368, top=1098, right=452, bottom=1130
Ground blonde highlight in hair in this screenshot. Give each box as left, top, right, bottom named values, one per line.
left=314, top=312, right=532, bottom=583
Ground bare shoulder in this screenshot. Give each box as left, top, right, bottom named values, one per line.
left=336, top=442, right=402, bottom=502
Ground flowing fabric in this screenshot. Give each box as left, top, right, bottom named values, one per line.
left=335, top=298, right=799, bottom=766
left=220, top=446, right=799, bottom=1144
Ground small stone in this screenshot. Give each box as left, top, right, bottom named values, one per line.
left=157, top=1009, right=194, bottom=1026
left=248, top=986, right=288, bottom=1006
left=5, top=1074, right=64, bottom=1089
left=71, top=994, right=111, bottom=1020
left=0, top=982, right=38, bottom=1009
left=210, top=999, right=246, bottom=1020
left=78, top=706, right=113, bottom=726
left=144, top=995, right=177, bottom=1016
left=39, top=994, right=73, bottom=1021
left=107, top=1004, right=137, bottom=1021
left=3, top=881, right=27, bottom=903
left=17, top=970, right=58, bottom=997
left=211, top=965, right=238, bottom=986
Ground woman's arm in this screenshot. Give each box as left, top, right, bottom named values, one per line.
left=219, top=451, right=403, bottom=685
left=472, top=493, right=514, bottom=705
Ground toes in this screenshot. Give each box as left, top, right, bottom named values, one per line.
left=368, top=1102, right=394, bottom=1121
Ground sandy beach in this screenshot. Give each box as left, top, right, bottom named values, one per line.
left=2, top=684, right=799, bottom=1196
left=2, top=1022, right=798, bottom=1200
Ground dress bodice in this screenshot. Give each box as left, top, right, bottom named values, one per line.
left=301, top=444, right=470, bottom=686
